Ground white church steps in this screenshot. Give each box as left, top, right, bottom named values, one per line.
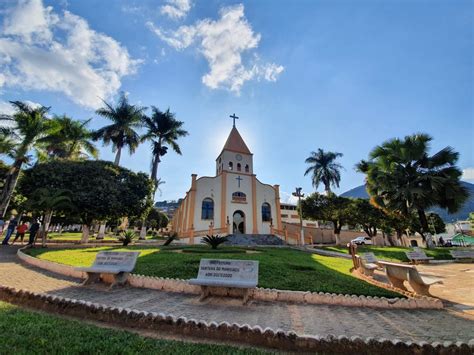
left=17, top=248, right=443, bottom=310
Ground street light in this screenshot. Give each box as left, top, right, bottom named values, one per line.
left=292, top=187, right=305, bottom=245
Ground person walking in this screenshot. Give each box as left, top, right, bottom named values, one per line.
left=11, top=221, right=29, bottom=245
left=2, top=217, right=17, bottom=245
left=0, top=218, right=5, bottom=236
left=27, top=219, right=41, bottom=246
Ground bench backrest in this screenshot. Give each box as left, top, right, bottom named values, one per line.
left=91, top=251, right=140, bottom=273
left=450, top=250, right=474, bottom=258
left=378, top=261, right=415, bottom=281
left=196, top=259, right=259, bottom=286
left=405, top=250, right=429, bottom=260
left=361, top=252, right=378, bottom=263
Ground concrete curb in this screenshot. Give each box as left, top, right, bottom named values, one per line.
left=17, top=249, right=443, bottom=310
left=0, top=285, right=471, bottom=354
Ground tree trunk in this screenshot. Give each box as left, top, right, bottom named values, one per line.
left=0, top=160, right=23, bottom=217
left=97, top=223, right=106, bottom=240
left=151, top=153, right=161, bottom=195
left=139, top=225, right=147, bottom=240
left=41, top=210, right=53, bottom=248
left=417, top=209, right=435, bottom=249
left=114, top=147, right=122, bottom=166
left=81, top=224, right=90, bottom=244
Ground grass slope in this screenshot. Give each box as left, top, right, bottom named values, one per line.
left=28, top=246, right=401, bottom=298
left=321, top=246, right=454, bottom=262
left=0, top=301, right=264, bottom=354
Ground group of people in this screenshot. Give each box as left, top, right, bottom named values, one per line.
left=0, top=217, right=41, bottom=246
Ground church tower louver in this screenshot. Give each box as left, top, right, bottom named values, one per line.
left=171, top=115, right=282, bottom=243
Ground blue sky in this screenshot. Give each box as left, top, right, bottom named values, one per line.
left=0, top=0, right=472, bottom=203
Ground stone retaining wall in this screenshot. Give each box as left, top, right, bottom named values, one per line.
left=17, top=249, right=443, bottom=310
left=0, top=285, right=470, bottom=354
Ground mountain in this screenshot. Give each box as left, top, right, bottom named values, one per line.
left=340, top=181, right=474, bottom=222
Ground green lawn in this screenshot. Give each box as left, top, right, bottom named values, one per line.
left=320, top=245, right=455, bottom=262
left=0, top=301, right=264, bottom=354
left=28, top=246, right=401, bottom=298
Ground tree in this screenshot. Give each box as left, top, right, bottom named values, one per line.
left=26, top=188, right=73, bottom=247
left=349, top=199, right=385, bottom=238
left=93, top=92, right=146, bottom=165
left=301, top=193, right=353, bottom=245
left=410, top=212, right=446, bottom=236
left=17, top=160, right=153, bottom=243
left=141, top=107, right=188, bottom=194
left=41, top=115, right=98, bottom=160
left=304, top=149, right=343, bottom=194
left=0, top=101, right=53, bottom=217
left=357, top=133, right=468, bottom=248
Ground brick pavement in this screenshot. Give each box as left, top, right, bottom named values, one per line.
left=0, top=245, right=472, bottom=343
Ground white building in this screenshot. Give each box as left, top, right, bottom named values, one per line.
left=280, top=203, right=319, bottom=228
left=171, top=124, right=282, bottom=239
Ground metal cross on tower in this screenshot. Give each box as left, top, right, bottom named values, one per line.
left=230, top=113, right=239, bottom=127
left=236, top=175, right=243, bottom=188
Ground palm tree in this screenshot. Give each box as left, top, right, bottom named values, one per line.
left=0, top=101, right=53, bottom=217
left=41, top=115, right=98, bottom=160
left=141, top=107, right=188, bottom=193
left=93, top=92, right=146, bottom=165
left=357, top=133, right=468, bottom=247
left=304, top=149, right=343, bottom=194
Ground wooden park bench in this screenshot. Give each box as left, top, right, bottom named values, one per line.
left=378, top=260, right=442, bottom=296
left=405, top=249, right=434, bottom=264
left=78, top=251, right=140, bottom=288
left=356, top=252, right=381, bottom=276
left=189, top=259, right=259, bottom=304
left=450, top=249, right=474, bottom=262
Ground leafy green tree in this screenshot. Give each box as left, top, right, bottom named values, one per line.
left=304, top=149, right=343, bottom=194
left=349, top=199, right=385, bottom=238
left=141, top=107, right=188, bottom=193
left=357, top=133, right=468, bottom=248
left=18, top=160, right=153, bottom=243
left=41, top=115, right=98, bottom=160
left=409, top=212, right=446, bottom=236
left=93, top=92, right=146, bottom=165
left=301, top=193, right=353, bottom=245
left=0, top=101, right=53, bottom=217
left=159, top=213, right=169, bottom=230
left=26, top=188, right=73, bottom=247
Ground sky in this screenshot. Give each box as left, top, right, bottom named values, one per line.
left=0, top=0, right=473, bottom=204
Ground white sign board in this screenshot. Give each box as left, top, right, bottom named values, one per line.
left=192, top=259, right=259, bottom=288
left=90, top=251, right=140, bottom=272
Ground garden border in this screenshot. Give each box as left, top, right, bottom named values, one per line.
left=17, top=248, right=443, bottom=309
left=0, top=285, right=470, bottom=354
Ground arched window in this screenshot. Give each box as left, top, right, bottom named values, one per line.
left=232, top=191, right=246, bottom=202
left=262, top=203, right=271, bottom=222
left=201, top=198, right=214, bottom=220
left=228, top=162, right=233, bottom=170
left=237, top=163, right=241, bottom=172
left=245, top=164, right=249, bottom=173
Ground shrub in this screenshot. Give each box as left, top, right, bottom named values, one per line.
left=201, top=234, right=228, bottom=250
left=118, top=230, right=136, bottom=246
left=163, top=232, right=178, bottom=246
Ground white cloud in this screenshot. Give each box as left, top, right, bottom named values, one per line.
left=0, top=100, right=42, bottom=115
left=148, top=4, right=284, bottom=93
left=0, top=0, right=141, bottom=109
left=280, top=191, right=299, bottom=205
left=462, top=167, right=474, bottom=181
left=160, top=0, right=192, bottom=20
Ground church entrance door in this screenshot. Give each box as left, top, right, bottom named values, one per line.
left=232, top=210, right=245, bottom=234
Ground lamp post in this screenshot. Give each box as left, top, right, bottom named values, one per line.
left=292, top=187, right=305, bottom=245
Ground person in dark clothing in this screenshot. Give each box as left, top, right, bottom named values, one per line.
left=27, top=220, right=41, bottom=246
left=2, top=218, right=17, bottom=245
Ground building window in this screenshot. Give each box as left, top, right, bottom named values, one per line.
left=237, top=163, right=241, bottom=172
left=228, top=162, right=233, bottom=170
left=281, top=214, right=288, bottom=218
left=232, top=191, right=246, bottom=202
left=245, top=164, right=249, bottom=173
left=262, top=203, right=271, bottom=222
left=201, top=198, right=214, bottom=220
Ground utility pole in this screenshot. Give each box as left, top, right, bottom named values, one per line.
left=292, top=187, right=305, bottom=245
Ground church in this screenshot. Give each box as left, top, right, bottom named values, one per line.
left=171, top=116, right=283, bottom=242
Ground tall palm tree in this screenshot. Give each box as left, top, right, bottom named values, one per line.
left=304, top=149, right=343, bottom=194
left=93, top=92, right=146, bottom=165
left=141, top=107, right=188, bottom=193
left=357, top=133, right=468, bottom=247
left=0, top=101, right=53, bottom=217
left=41, top=115, right=98, bottom=160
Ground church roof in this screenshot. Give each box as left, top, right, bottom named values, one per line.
left=221, top=126, right=252, bottom=155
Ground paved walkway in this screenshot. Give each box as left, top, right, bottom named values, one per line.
left=0, top=246, right=472, bottom=343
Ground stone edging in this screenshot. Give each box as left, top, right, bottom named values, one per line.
left=17, top=249, right=443, bottom=309
left=0, top=285, right=471, bottom=354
